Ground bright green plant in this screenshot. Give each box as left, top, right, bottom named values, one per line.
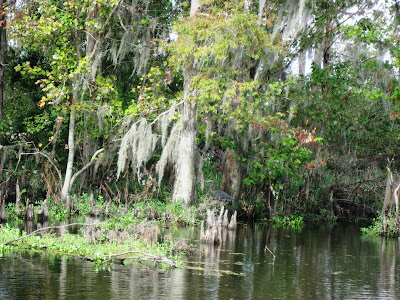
left=361, top=216, right=400, bottom=238
left=270, top=214, right=304, bottom=229
left=0, top=221, right=181, bottom=268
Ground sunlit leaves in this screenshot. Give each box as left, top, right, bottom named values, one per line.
left=11, top=0, right=120, bottom=110
left=169, top=1, right=278, bottom=72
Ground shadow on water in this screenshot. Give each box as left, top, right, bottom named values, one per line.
left=1, top=222, right=400, bottom=299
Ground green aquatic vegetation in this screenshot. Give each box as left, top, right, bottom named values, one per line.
left=130, top=199, right=198, bottom=226
left=319, top=209, right=338, bottom=223
left=0, top=223, right=182, bottom=268
left=7, top=194, right=200, bottom=234
left=270, top=215, right=304, bottom=229
left=0, top=225, right=20, bottom=249
left=361, top=216, right=400, bottom=238
left=47, top=199, right=70, bottom=221
left=5, top=203, right=18, bottom=221
left=164, top=201, right=197, bottom=226
left=71, top=194, right=103, bottom=216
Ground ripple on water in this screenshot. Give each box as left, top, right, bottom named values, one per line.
left=0, top=223, right=400, bottom=299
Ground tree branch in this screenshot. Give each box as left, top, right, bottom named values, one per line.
left=264, top=244, right=276, bottom=265
left=69, top=148, right=104, bottom=189
left=34, top=151, right=63, bottom=187
left=0, top=143, right=63, bottom=188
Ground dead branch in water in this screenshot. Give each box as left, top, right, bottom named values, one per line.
left=3, top=222, right=99, bottom=246
left=264, top=245, right=276, bottom=265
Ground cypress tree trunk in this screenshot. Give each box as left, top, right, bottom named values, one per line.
left=171, top=0, right=200, bottom=205
left=80, top=3, right=100, bottom=191
left=81, top=112, right=93, bottom=189
left=172, top=71, right=197, bottom=205
left=61, top=104, right=76, bottom=204
left=60, top=4, right=100, bottom=203
left=190, top=0, right=200, bottom=16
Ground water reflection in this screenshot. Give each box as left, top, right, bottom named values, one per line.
left=0, top=222, right=399, bottom=299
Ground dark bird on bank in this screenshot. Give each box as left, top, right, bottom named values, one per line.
left=206, top=180, right=234, bottom=202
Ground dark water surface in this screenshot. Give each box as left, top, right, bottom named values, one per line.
left=0, top=222, right=399, bottom=299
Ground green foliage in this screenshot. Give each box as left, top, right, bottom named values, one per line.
left=11, top=0, right=123, bottom=143
left=319, top=209, right=338, bottom=223
left=245, top=134, right=313, bottom=186
left=164, top=201, right=197, bottom=225
left=361, top=216, right=400, bottom=238
left=270, top=215, right=304, bottom=229
left=124, top=66, right=181, bottom=118
left=46, top=198, right=70, bottom=221
left=243, top=114, right=317, bottom=208
left=170, top=1, right=277, bottom=66
left=168, top=0, right=282, bottom=126
left=131, top=198, right=197, bottom=226
left=1, top=0, right=399, bottom=224
left=72, top=193, right=95, bottom=216
left=5, top=203, right=17, bottom=221
left=0, top=223, right=180, bottom=267
left=0, top=225, right=21, bottom=251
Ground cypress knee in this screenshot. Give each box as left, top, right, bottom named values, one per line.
left=1, top=199, right=6, bottom=222
left=37, top=199, right=49, bottom=222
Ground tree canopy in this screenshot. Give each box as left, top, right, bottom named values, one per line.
left=0, top=0, right=399, bottom=225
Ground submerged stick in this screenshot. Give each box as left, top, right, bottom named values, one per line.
left=264, top=245, right=276, bottom=265
left=3, top=222, right=99, bottom=246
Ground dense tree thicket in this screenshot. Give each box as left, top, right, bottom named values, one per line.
left=0, top=0, right=399, bottom=231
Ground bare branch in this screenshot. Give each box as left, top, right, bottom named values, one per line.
left=264, top=244, right=276, bottom=265
left=69, top=148, right=104, bottom=188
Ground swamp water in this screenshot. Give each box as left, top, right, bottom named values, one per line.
left=0, top=222, right=399, bottom=299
